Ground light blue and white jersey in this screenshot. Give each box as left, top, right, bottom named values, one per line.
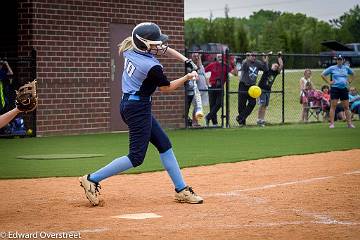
left=122, top=50, right=162, bottom=94
left=322, top=65, right=354, bottom=89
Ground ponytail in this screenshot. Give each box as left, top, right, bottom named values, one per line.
left=118, top=37, right=133, bottom=55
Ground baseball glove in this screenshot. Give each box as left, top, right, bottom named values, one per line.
left=16, top=80, right=38, bottom=113
left=185, top=59, right=198, bottom=72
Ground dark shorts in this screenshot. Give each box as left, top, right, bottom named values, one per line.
left=258, top=91, right=270, bottom=106
left=330, top=87, right=349, bottom=101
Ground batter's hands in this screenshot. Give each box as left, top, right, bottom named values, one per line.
left=186, top=71, right=198, bottom=81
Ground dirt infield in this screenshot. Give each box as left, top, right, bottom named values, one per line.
left=1, top=150, right=359, bottom=240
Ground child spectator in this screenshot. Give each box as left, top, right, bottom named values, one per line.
left=321, top=85, right=330, bottom=121
left=300, top=69, right=312, bottom=122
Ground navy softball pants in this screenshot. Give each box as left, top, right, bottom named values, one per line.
left=120, top=98, right=172, bottom=167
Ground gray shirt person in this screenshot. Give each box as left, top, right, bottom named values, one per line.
left=240, top=58, right=268, bottom=86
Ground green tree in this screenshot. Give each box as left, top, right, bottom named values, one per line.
left=331, top=5, right=360, bottom=43
left=184, top=7, right=356, bottom=54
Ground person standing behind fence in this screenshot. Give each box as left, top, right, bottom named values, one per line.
left=299, top=69, right=312, bottom=122
left=184, top=53, right=208, bottom=127
left=236, top=52, right=268, bottom=126
left=321, top=55, right=355, bottom=128
left=191, top=53, right=208, bottom=127
left=204, top=54, right=236, bottom=126
left=256, top=53, right=283, bottom=127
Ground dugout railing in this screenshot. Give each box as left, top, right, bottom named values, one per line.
left=0, top=49, right=37, bottom=137
left=185, top=50, right=359, bottom=128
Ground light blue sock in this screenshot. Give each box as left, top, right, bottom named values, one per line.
left=160, top=148, right=186, bottom=192
left=89, top=156, right=133, bottom=183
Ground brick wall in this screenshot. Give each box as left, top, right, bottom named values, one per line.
left=17, top=0, right=185, bottom=135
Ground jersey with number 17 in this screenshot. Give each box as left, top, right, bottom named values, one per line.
left=122, top=50, right=162, bottom=95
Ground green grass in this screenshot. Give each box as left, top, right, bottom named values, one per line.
left=1, top=122, right=359, bottom=179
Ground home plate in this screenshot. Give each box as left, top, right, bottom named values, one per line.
left=112, top=213, right=162, bottom=220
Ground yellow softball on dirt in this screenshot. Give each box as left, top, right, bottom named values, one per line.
left=248, top=85, right=262, bottom=98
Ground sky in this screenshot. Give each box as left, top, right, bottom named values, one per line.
left=184, top=0, right=360, bottom=22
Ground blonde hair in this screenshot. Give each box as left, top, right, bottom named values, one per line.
left=118, top=37, right=133, bottom=55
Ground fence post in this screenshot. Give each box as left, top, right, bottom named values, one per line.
left=31, top=48, right=37, bottom=136
left=225, top=48, right=230, bottom=128
left=184, top=48, right=189, bottom=128
left=281, top=57, right=285, bottom=124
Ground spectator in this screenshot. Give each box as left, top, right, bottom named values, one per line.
left=335, top=102, right=346, bottom=121
left=204, top=53, right=236, bottom=126
left=256, top=53, right=283, bottom=127
left=0, top=60, right=14, bottom=114
left=301, top=81, right=323, bottom=122
left=191, top=53, right=208, bottom=127
left=236, top=52, right=268, bottom=126
left=321, top=85, right=331, bottom=121
left=235, top=56, right=243, bottom=77
left=299, top=69, right=312, bottom=122
left=184, top=53, right=208, bottom=127
left=321, top=55, right=355, bottom=128
left=184, top=68, right=196, bottom=127
left=349, top=87, right=360, bottom=118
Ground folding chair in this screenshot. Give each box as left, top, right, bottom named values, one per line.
left=305, top=90, right=323, bottom=122
left=306, top=101, right=322, bottom=121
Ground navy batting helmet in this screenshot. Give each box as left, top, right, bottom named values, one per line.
left=132, top=22, right=168, bottom=54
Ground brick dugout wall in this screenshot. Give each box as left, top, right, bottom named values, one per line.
left=17, top=0, right=185, bottom=135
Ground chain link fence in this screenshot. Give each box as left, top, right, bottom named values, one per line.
left=185, top=50, right=360, bottom=128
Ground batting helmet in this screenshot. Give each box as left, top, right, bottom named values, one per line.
left=132, top=22, right=168, bottom=54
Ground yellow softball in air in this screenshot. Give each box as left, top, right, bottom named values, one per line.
left=248, top=85, right=262, bottom=98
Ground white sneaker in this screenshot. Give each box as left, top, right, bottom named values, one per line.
left=175, top=186, right=203, bottom=204
left=79, top=175, right=101, bottom=206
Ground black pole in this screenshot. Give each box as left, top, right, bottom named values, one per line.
left=281, top=57, right=285, bottom=124
left=220, top=51, right=225, bottom=128
left=31, top=48, right=37, bottom=136
left=184, top=48, right=189, bottom=128
left=225, top=48, right=230, bottom=128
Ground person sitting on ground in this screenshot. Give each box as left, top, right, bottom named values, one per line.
left=335, top=101, right=346, bottom=121
left=349, top=87, right=360, bottom=118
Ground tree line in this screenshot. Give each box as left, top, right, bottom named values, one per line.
left=184, top=5, right=360, bottom=53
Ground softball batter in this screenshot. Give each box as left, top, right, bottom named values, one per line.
left=79, top=22, right=203, bottom=205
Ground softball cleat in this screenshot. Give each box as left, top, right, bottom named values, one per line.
left=175, top=186, right=203, bottom=204
left=79, top=174, right=101, bottom=206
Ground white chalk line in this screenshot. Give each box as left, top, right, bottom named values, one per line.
left=204, top=169, right=360, bottom=197
left=201, top=169, right=360, bottom=227
left=227, top=218, right=360, bottom=228
left=76, top=228, right=109, bottom=233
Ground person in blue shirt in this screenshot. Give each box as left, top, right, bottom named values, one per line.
left=321, top=55, right=355, bottom=128
left=349, top=87, right=360, bottom=117
left=79, top=22, right=203, bottom=206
